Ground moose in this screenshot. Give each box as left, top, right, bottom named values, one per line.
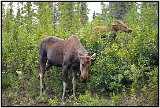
left=94, top=20, right=132, bottom=38
left=40, top=35, right=96, bottom=102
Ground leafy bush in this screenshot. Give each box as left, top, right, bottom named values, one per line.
left=77, top=90, right=111, bottom=106
left=2, top=2, right=158, bottom=106
left=48, top=90, right=112, bottom=106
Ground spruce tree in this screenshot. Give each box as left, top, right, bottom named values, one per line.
left=109, top=2, right=135, bottom=20
left=80, top=2, right=89, bottom=26
left=35, top=2, right=54, bottom=36
left=58, top=2, right=75, bottom=35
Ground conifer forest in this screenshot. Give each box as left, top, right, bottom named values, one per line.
left=2, top=2, right=158, bottom=106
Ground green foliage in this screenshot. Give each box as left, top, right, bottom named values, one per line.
left=48, top=97, right=58, bottom=106
left=26, top=69, right=40, bottom=98
left=57, top=90, right=111, bottom=106
left=110, top=67, right=158, bottom=106
left=78, top=91, right=111, bottom=106
left=2, top=2, right=158, bottom=106
left=37, top=93, right=48, bottom=102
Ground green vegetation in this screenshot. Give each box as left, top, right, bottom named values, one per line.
left=2, top=2, right=158, bottom=106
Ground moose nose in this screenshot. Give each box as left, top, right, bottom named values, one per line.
left=128, top=29, right=132, bottom=33
left=81, top=80, right=87, bottom=83
left=80, top=77, right=88, bottom=83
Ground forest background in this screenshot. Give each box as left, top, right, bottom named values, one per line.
left=2, top=2, right=158, bottom=106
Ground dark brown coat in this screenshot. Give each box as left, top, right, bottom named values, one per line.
left=39, top=35, right=96, bottom=101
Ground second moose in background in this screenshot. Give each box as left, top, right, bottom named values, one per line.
left=94, top=20, right=132, bottom=39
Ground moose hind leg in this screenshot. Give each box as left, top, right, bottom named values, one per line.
left=45, top=60, right=53, bottom=71
left=40, top=57, right=47, bottom=94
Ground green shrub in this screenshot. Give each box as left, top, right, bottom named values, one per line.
left=78, top=90, right=111, bottom=106
left=59, top=90, right=111, bottom=106
left=2, top=2, right=158, bottom=106
left=48, top=97, right=58, bottom=106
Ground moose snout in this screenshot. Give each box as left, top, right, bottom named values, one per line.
left=81, top=80, right=87, bottom=83
left=80, top=76, right=88, bottom=83
left=80, top=77, right=87, bottom=83
left=128, top=29, right=132, bottom=33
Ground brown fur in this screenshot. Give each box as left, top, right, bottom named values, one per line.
left=40, top=35, right=96, bottom=101
left=94, top=20, right=132, bottom=38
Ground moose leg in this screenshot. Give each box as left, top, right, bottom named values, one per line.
left=72, top=70, right=78, bottom=100
left=40, top=63, right=46, bottom=94
left=62, top=65, right=68, bottom=102
left=45, top=60, right=53, bottom=71
left=40, top=54, right=47, bottom=94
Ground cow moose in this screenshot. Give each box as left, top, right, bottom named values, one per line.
left=94, top=20, right=132, bottom=38
left=40, top=35, right=96, bottom=102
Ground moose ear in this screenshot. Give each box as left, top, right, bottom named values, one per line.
left=91, top=53, right=96, bottom=60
